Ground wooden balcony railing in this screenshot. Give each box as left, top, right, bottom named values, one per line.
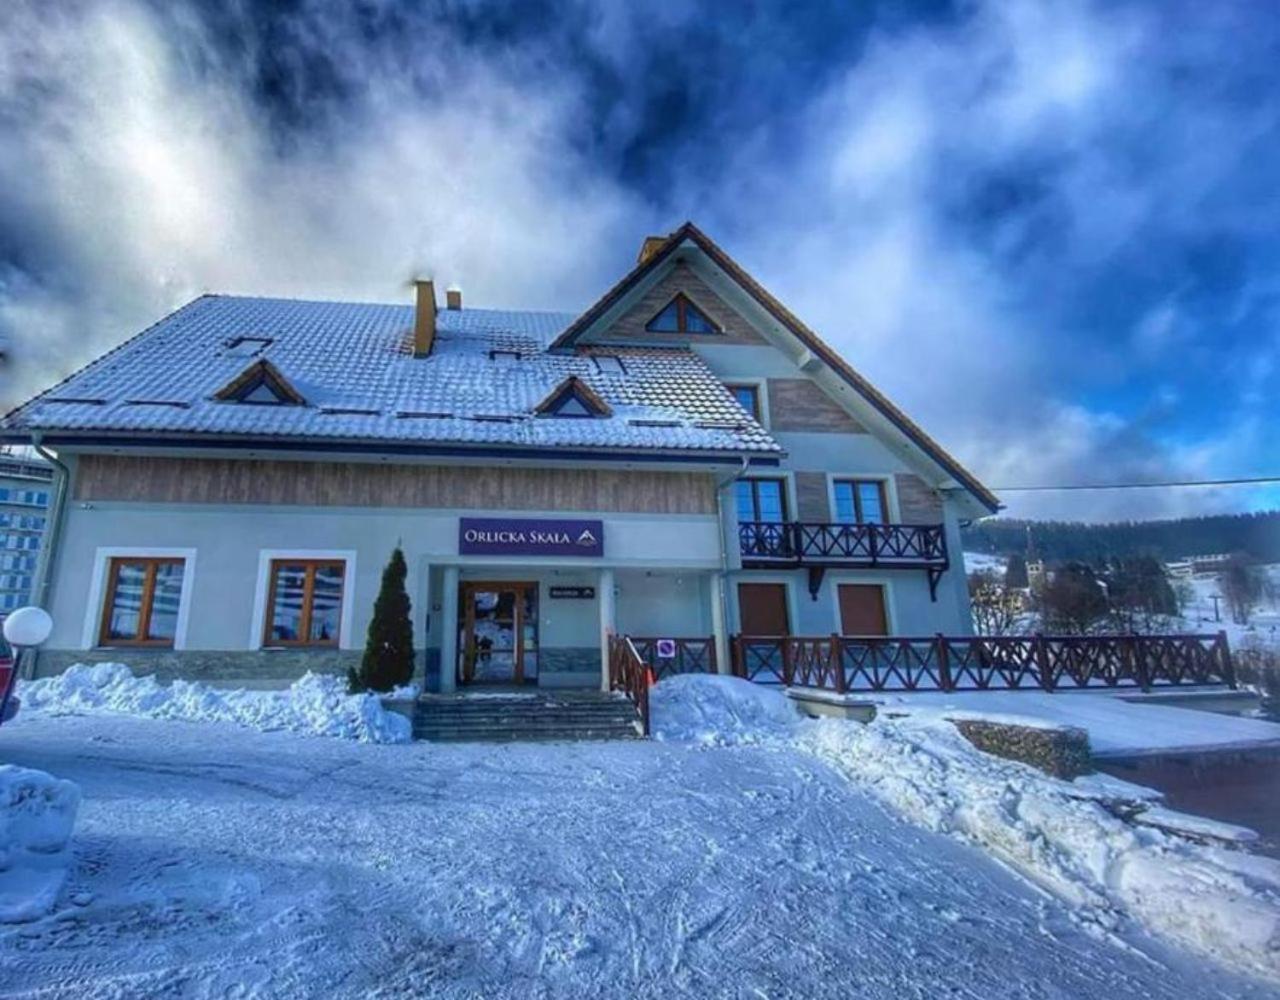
left=607, top=634, right=652, bottom=736
left=738, top=521, right=949, bottom=598
left=628, top=636, right=717, bottom=680
left=731, top=632, right=1235, bottom=693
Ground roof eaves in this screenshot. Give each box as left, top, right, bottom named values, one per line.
left=17, top=429, right=781, bottom=464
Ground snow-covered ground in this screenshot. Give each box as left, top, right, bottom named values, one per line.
left=963, top=550, right=1009, bottom=577
left=1181, top=569, right=1280, bottom=650
left=871, top=689, right=1280, bottom=756
left=653, top=677, right=1280, bottom=985
left=1, top=705, right=1275, bottom=997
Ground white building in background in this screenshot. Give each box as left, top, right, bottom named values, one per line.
left=0, top=448, right=53, bottom=622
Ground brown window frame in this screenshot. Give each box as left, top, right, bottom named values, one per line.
left=98, top=556, right=186, bottom=648
left=832, top=478, right=889, bottom=524
left=262, top=559, right=347, bottom=648
left=645, top=292, right=720, bottom=334
left=725, top=383, right=761, bottom=421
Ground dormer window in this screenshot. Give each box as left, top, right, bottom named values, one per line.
left=213, top=359, right=306, bottom=406
left=534, top=376, right=612, bottom=418
left=645, top=293, right=718, bottom=334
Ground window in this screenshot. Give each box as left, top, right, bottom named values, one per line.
left=645, top=293, right=718, bottom=334
left=838, top=584, right=889, bottom=636
left=592, top=355, right=626, bottom=376
left=213, top=359, right=305, bottom=406
left=833, top=479, right=887, bottom=525
left=534, top=376, right=612, bottom=418
left=222, top=336, right=274, bottom=358
left=735, top=479, right=787, bottom=523
left=726, top=384, right=761, bottom=421
left=264, top=560, right=346, bottom=646
left=99, top=557, right=186, bottom=646
left=738, top=583, right=790, bottom=636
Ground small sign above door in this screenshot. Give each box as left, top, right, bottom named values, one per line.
left=549, top=586, right=596, bottom=600
left=459, top=517, right=605, bottom=558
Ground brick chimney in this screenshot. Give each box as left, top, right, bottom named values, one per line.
left=445, top=285, right=462, bottom=310
left=637, top=236, right=667, bottom=265
left=413, top=279, right=436, bottom=357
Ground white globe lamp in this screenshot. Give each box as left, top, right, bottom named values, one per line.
left=4, top=606, right=53, bottom=650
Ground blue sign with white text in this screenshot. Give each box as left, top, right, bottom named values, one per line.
left=458, top=517, right=605, bottom=557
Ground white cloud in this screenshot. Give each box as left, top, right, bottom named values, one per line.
left=0, top=0, right=1273, bottom=524
left=701, top=0, right=1278, bottom=520
left=0, top=0, right=643, bottom=410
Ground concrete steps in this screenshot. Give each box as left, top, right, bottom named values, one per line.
left=412, top=691, right=644, bottom=742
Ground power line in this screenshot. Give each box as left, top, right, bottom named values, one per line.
left=992, top=475, right=1280, bottom=492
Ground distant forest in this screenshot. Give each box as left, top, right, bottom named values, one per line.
left=961, top=510, right=1280, bottom=564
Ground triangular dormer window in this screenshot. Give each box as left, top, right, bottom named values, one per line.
left=534, top=376, right=612, bottom=418
left=212, top=359, right=306, bottom=406
left=645, top=293, right=718, bottom=334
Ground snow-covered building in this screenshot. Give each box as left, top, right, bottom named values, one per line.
left=0, top=224, right=999, bottom=688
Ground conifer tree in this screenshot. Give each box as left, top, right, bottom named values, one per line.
left=349, top=546, right=415, bottom=693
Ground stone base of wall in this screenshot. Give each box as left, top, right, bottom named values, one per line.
left=953, top=719, right=1091, bottom=779
left=539, top=648, right=598, bottom=676
left=31, top=645, right=597, bottom=692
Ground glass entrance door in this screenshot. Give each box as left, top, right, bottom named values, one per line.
left=459, top=582, right=538, bottom=685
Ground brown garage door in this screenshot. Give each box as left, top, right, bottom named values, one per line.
left=738, top=583, right=790, bottom=635
left=838, top=584, right=888, bottom=636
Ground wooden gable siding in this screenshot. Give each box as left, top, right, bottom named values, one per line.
left=599, top=261, right=767, bottom=345
left=73, top=455, right=718, bottom=515
left=895, top=473, right=944, bottom=522
left=766, top=379, right=866, bottom=433
left=794, top=472, right=830, bottom=522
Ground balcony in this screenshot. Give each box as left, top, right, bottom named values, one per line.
left=738, top=521, right=949, bottom=599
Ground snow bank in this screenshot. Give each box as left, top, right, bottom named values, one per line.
left=0, top=766, right=80, bottom=923
left=651, top=675, right=1280, bottom=983
left=19, top=664, right=410, bottom=744
left=650, top=674, right=803, bottom=744
left=875, top=690, right=1280, bottom=756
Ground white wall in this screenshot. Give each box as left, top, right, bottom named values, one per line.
left=50, top=501, right=721, bottom=652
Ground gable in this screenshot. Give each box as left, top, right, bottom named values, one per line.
left=534, top=376, right=613, bottom=418
left=589, top=261, right=766, bottom=347
left=212, top=359, right=306, bottom=406
left=552, top=223, right=1000, bottom=514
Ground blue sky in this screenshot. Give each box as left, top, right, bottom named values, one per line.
left=1, top=0, right=1277, bottom=520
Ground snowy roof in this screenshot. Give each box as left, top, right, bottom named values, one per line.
left=1, top=295, right=782, bottom=458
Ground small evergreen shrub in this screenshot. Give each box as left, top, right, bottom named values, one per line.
left=349, top=546, right=415, bottom=693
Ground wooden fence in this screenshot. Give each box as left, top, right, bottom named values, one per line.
left=731, top=633, right=1235, bottom=693
left=627, top=636, right=717, bottom=680
left=607, top=635, right=651, bottom=736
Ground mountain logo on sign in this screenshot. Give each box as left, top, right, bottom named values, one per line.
left=576, top=529, right=598, bottom=547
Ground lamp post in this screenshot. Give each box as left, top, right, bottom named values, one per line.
left=1, top=606, right=53, bottom=724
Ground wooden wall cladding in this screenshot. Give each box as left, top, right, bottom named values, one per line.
left=793, top=472, right=830, bottom=522
left=895, top=473, right=944, bottom=522
left=74, top=455, right=719, bottom=515
left=766, top=379, right=866, bottom=433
